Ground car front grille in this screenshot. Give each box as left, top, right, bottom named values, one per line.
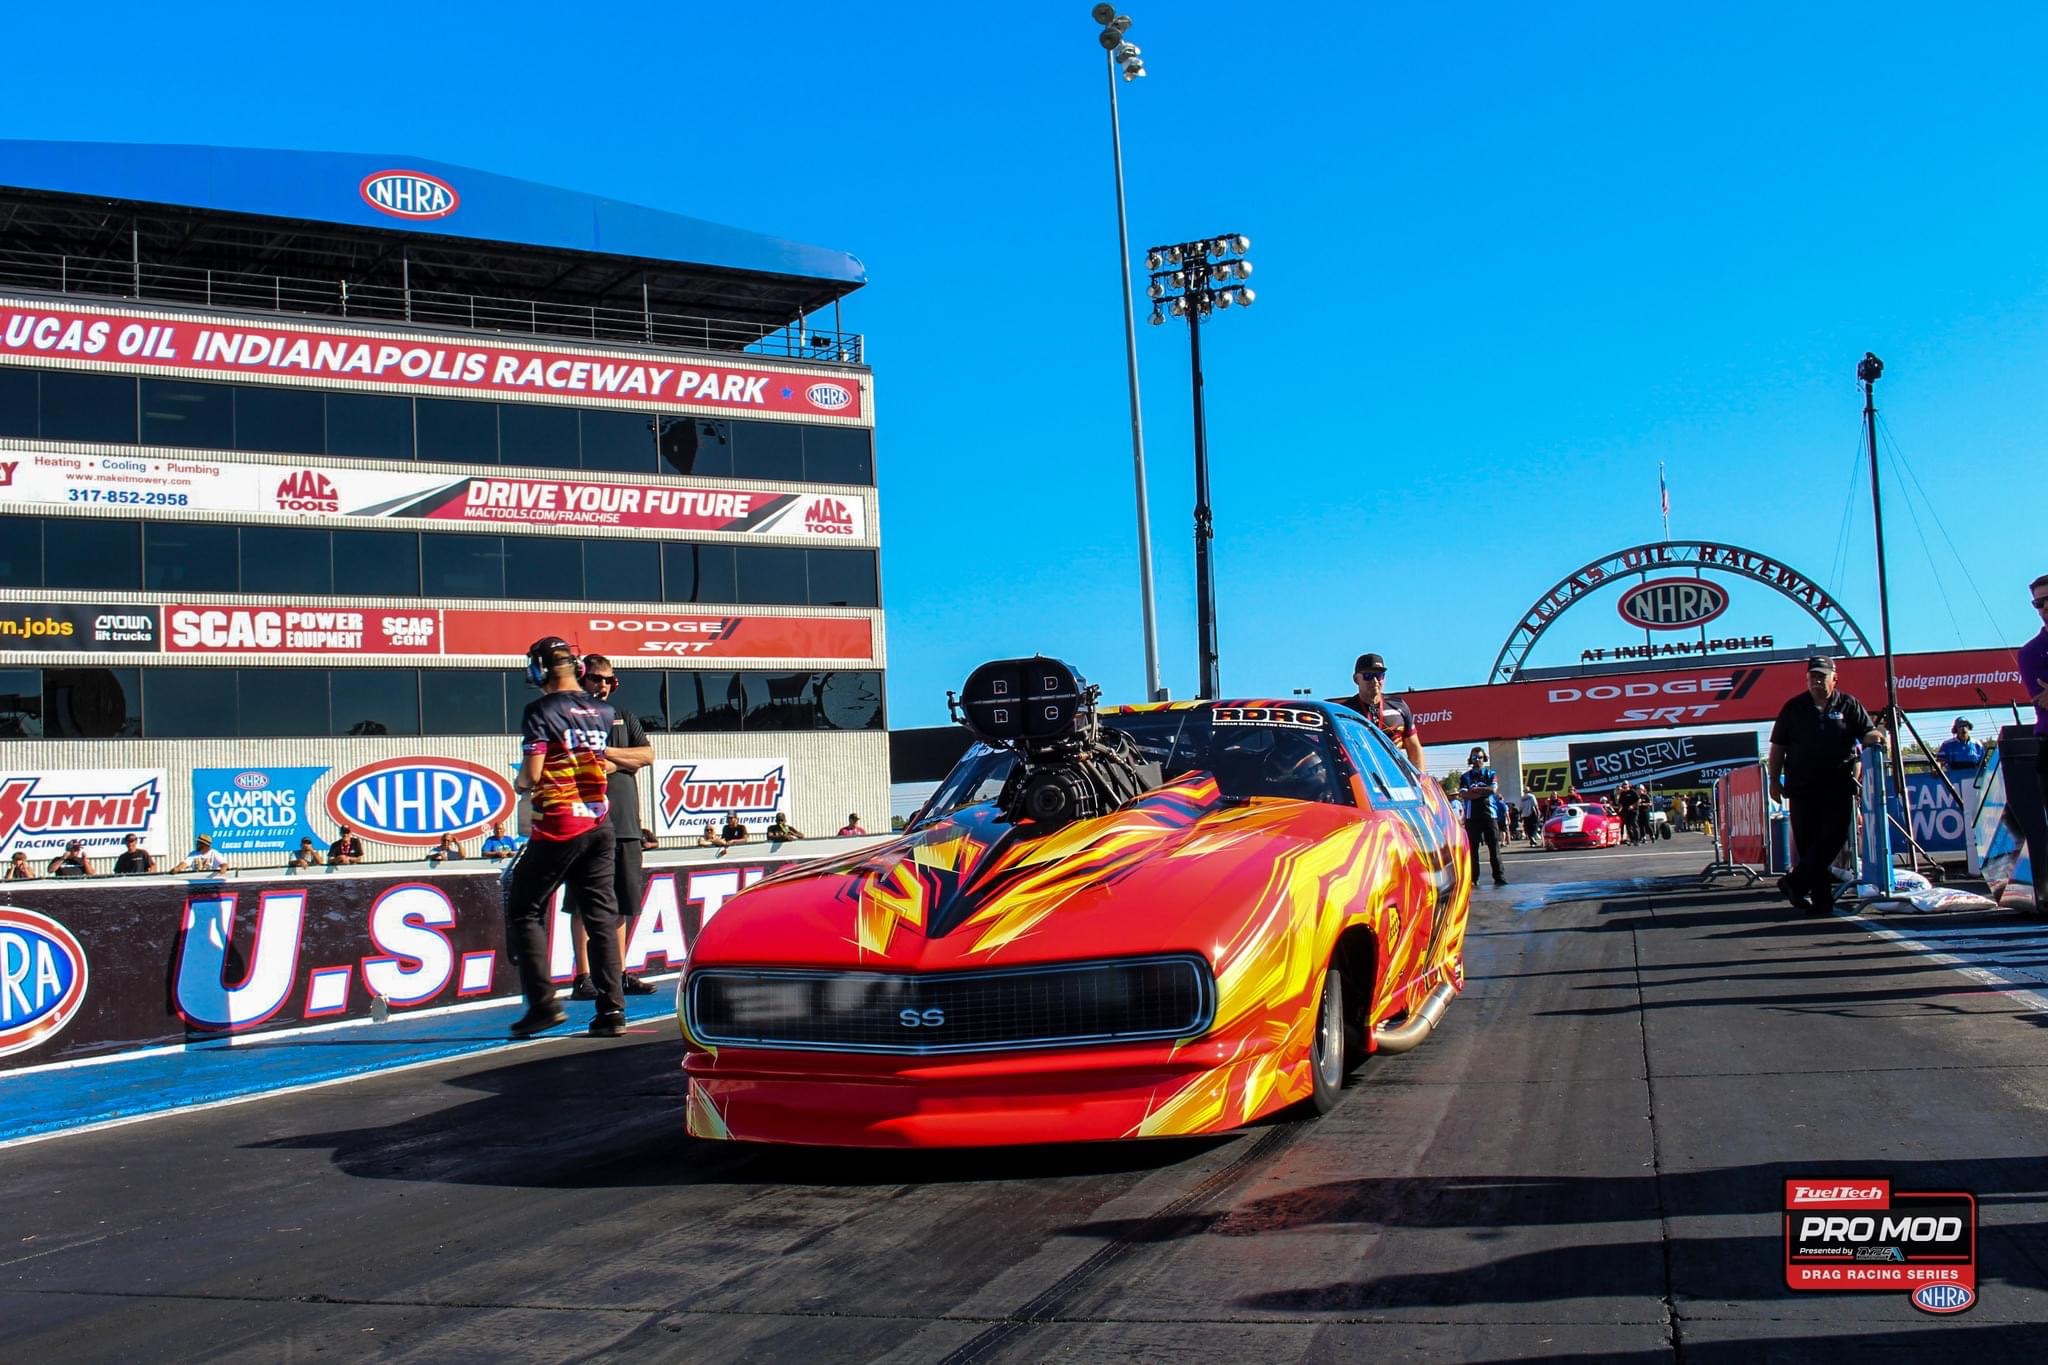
left=686, top=955, right=1214, bottom=1054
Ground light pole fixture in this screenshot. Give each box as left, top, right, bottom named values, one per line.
left=1090, top=4, right=1165, bottom=701
left=1145, top=233, right=1255, bottom=700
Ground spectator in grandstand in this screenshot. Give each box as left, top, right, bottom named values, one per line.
left=565, top=655, right=659, bottom=1004
left=6, top=850, right=36, bottom=880
left=172, top=835, right=229, bottom=875
left=766, top=812, right=805, bottom=842
left=1936, top=718, right=1984, bottom=776
left=288, top=837, right=321, bottom=871
left=327, top=826, right=365, bottom=867
left=720, top=812, right=751, bottom=845
left=46, top=840, right=95, bottom=878
left=838, top=813, right=868, bottom=836
left=428, top=832, right=467, bottom=865
left=480, top=821, right=525, bottom=860
left=113, top=833, right=157, bottom=875
left=1331, top=652, right=1427, bottom=769
left=1459, top=747, right=1508, bottom=886
left=1768, top=656, right=1888, bottom=915
left=697, top=821, right=729, bottom=850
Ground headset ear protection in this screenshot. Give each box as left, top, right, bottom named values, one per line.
left=525, top=636, right=583, bottom=687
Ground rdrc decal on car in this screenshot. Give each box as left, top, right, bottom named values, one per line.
left=325, top=757, right=513, bottom=847
left=0, top=908, right=90, bottom=1059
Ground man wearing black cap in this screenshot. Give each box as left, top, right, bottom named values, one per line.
left=1767, top=656, right=1888, bottom=914
left=1333, top=652, right=1426, bottom=769
left=1936, top=718, right=1983, bottom=777
left=503, top=636, right=625, bottom=1038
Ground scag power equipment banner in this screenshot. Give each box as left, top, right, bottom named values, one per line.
left=0, top=297, right=869, bottom=421
left=2, top=449, right=868, bottom=539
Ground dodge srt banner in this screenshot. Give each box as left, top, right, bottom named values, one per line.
left=0, top=857, right=801, bottom=1073
left=0, top=602, right=160, bottom=652
left=1401, top=648, right=2027, bottom=744
left=0, top=767, right=171, bottom=860
left=2, top=449, right=869, bottom=539
left=439, top=609, right=874, bottom=662
left=1568, top=731, right=1759, bottom=793
left=0, top=297, right=870, bottom=421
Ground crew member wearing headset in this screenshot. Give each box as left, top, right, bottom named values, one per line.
left=503, top=636, right=626, bottom=1038
left=1459, top=746, right=1508, bottom=887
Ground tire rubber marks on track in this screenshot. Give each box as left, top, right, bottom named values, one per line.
left=934, top=1121, right=1310, bottom=1364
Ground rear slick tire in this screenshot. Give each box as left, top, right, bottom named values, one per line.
left=1309, top=964, right=1345, bottom=1116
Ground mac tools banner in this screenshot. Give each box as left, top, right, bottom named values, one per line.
left=191, top=766, right=330, bottom=856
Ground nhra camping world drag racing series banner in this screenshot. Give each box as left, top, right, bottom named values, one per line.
left=0, top=448, right=868, bottom=540
left=0, top=767, right=171, bottom=860
left=191, top=767, right=329, bottom=857
left=1568, top=731, right=1759, bottom=794
left=0, top=296, right=870, bottom=422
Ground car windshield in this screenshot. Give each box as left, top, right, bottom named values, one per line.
left=915, top=706, right=1348, bottom=829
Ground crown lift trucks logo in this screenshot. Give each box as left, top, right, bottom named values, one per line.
left=1784, top=1178, right=1978, bottom=1315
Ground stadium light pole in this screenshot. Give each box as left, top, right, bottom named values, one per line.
left=1092, top=5, right=1164, bottom=702
left=1145, top=233, right=1255, bottom=700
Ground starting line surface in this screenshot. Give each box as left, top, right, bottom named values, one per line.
left=0, top=982, right=681, bottom=1151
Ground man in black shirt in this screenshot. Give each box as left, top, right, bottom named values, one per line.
left=1767, top=656, right=1888, bottom=914
left=112, top=834, right=156, bottom=875
left=1331, top=652, right=1426, bottom=769
left=567, top=656, right=660, bottom=1001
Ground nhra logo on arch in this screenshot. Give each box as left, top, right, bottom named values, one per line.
left=325, top=757, right=513, bottom=847
left=1617, top=578, right=1730, bottom=632
left=359, top=170, right=459, bottom=220
left=805, top=382, right=853, bottom=411
left=0, top=908, right=90, bottom=1060
left=275, top=470, right=340, bottom=513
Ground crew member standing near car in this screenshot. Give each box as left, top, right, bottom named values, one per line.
left=503, top=637, right=624, bottom=1039
left=1520, top=789, right=1542, bottom=846
left=1767, top=656, right=1888, bottom=915
left=1459, top=747, right=1508, bottom=886
left=1936, top=718, right=1983, bottom=777
left=565, top=656, right=659, bottom=1003
left=1614, top=779, right=1642, bottom=845
left=1331, top=652, right=1426, bottom=769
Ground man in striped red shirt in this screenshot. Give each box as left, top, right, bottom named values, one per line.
left=504, top=636, right=625, bottom=1038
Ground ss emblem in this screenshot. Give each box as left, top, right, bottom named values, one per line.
left=899, top=1007, right=945, bottom=1028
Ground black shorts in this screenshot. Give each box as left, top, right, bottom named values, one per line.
left=567, top=834, right=646, bottom=919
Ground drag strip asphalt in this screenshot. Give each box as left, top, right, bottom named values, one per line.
left=3, top=837, right=2044, bottom=1363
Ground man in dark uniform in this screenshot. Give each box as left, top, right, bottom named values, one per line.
left=1332, top=652, right=1426, bottom=768
left=504, top=637, right=625, bottom=1038
left=1459, top=746, right=1508, bottom=886
left=1767, top=656, right=1888, bottom=915
left=566, top=655, right=659, bottom=1001
left=1614, top=779, right=1643, bottom=845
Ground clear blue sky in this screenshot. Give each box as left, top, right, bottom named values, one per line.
left=13, top=3, right=2045, bottom=727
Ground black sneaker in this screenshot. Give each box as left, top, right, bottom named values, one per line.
left=1493, top=875, right=1508, bottom=887
left=569, top=974, right=597, bottom=1000
left=622, top=973, right=657, bottom=996
left=588, top=1012, right=627, bottom=1038
left=510, top=1001, right=568, bottom=1038
left=1776, top=875, right=1812, bottom=914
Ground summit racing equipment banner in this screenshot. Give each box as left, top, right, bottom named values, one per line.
left=439, top=609, right=874, bottom=662
left=654, top=757, right=791, bottom=836
left=0, top=297, right=869, bottom=421
left=0, top=602, right=160, bottom=652
left=0, top=857, right=797, bottom=1073
left=1400, top=648, right=2026, bottom=744
left=0, top=767, right=170, bottom=859
left=2, top=449, right=868, bottom=540
left=1569, top=731, right=1758, bottom=793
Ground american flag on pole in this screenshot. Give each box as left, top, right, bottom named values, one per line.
left=1659, top=462, right=1670, bottom=539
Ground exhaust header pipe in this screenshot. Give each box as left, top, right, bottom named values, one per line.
left=1370, top=982, right=1457, bottom=1054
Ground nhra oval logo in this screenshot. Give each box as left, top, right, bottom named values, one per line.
left=1911, top=1282, right=1974, bottom=1314
left=805, top=382, right=853, bottom=411
left=232, top=771, right=270, bottom=791
left=0, top=908, right=90, bottom=1059
left=325, top=757, right=513, bottom=847
left=359, top=170, right=460, bottom=221
left=1616, top=578, right=1729, bottom=632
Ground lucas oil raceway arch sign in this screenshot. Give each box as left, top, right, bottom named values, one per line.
left=1396, top=541, right=2027, bottom=745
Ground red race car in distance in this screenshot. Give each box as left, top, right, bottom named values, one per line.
left=1542, top=801, right=1624, bottom=850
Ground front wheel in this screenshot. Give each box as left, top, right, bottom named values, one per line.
left=1309, top=964, right=1345, bottom=1115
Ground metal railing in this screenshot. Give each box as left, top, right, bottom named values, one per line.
left=0, top=249, right=864, bottom=365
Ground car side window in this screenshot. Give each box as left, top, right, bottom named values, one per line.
left=1332, top=712, right=1422, bottom=809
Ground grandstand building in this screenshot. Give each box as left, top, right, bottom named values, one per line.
left=0, top=141, right=884, bottom=864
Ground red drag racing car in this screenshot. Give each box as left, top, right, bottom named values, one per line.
left=1542, top=801, right=1624, bottom=850
left=677, top=664, right=1474, bottom=1148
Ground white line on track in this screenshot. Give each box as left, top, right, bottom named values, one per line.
left=1508, top=847, right=1708, bottom=864
left=1848, top=917, right=2048, bottom=1011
